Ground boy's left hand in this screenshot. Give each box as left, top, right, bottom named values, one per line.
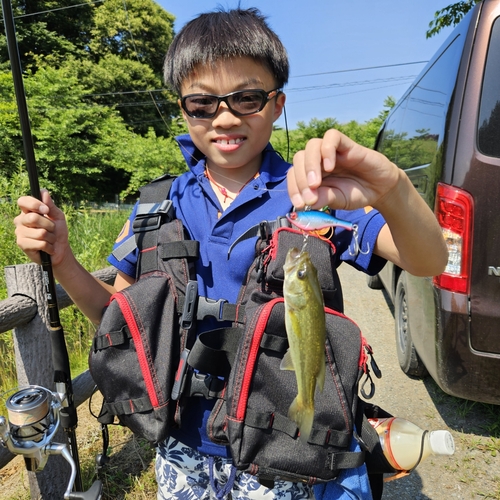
left=287, top=128, right=400, bottom=211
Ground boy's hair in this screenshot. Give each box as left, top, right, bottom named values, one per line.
left=164, top=8, right=289, bottom=94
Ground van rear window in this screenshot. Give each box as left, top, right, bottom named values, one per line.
left=478, top=17, right=500, bottom=158
left=377, top=34, right=464, bottom=171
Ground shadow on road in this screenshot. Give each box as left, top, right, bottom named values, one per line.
left=382, top=470, right=432, bottom=500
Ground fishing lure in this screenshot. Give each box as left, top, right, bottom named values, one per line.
left=286, top=210, right=369, bottom=257
left=286, top=210, right=354, bottom=232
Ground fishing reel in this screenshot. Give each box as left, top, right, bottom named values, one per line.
left=0, top=386, right=102, bottom=500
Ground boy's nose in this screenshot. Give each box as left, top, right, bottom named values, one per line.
left=212, top=102, right=242, bottom=127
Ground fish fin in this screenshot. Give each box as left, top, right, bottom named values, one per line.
left=288, top=396, right=314, bottom=444
left=280, top=349, right=295, bottom=371
left=317, top=356, right=326, bottom=393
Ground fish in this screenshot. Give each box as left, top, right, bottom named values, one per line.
left=281, top=247, right=326, bottom=444
left=286, top=210, right=354, bottom=232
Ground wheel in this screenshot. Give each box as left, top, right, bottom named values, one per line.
left=366, top=274, right=383, bottom=289
left=394, top=272, right=428, bottom=378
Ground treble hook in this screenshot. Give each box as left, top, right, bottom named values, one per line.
left=348, top=224, right=370, bottom=257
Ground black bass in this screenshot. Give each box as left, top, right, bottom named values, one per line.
left=281, top=247, right=326, bottom=443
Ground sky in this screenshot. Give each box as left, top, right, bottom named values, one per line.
left=156, top=0, right=457, bottom=128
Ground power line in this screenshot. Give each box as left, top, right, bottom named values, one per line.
left=288, top=82, right=413, bottom=105
left=291, top=61, right=428, bottom=79
left=11, top=0, right=105, bottom=19
left=286, top=75, right=416, bottom=93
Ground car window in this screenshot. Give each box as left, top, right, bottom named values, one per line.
left=376, top=100, right=407, bottom=164
left=477, top=16, right=500, bottom=158
left=396, top=35, right=465, bottom=170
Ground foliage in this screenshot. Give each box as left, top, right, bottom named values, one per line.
left=111, top=123, right=189, bottom=200
left=0, top=0, right=94, bottom=68
left=0, top=0, right=182, bottom=203
left=89, top=0, right=175, bottom=76
left=0, top=57, right=186, bottom=203
left=77, top=54, right=178, bottom=137
left=271, top=97, right=395, bottom=161
left=86, top=0, right=178, bottom=136
left=426, top=0, right=481, bottom=38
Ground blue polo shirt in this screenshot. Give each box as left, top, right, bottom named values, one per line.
left=108, top=134, right=386, bottom=460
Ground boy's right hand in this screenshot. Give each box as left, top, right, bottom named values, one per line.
left=14, top=190, right=70, bottom=267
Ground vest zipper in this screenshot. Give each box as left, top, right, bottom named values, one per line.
left=113, top=293, right=160, bottom=408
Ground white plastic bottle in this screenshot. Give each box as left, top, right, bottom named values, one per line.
left=368, top=417, right=455, bottom=471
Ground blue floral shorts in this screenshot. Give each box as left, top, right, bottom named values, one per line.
left=155, top=437, right=315, bottom=499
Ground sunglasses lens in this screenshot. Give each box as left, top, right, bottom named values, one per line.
left=183, top=96, right=219, bottom=118
left=228, top=91, right=265, bottom=115
left=182, top=90, right=271, bottom=118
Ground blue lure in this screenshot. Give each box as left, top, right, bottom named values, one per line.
left=286, top=210, right=369, bottom=256
left=286, top=210, right=354, bottom=232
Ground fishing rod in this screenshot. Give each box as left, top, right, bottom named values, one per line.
left=0, top=1, right=101, bottom=497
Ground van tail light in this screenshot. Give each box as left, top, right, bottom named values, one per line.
left=433, top=183, right=473, bottom=294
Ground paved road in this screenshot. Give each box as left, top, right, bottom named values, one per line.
left=338, top=263, right=500, bottom=500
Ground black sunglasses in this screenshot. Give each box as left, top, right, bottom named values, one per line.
left=180, top=88, right=281, bottom=119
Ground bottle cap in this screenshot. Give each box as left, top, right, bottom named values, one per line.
left=429, top=430, right=455, bottom=455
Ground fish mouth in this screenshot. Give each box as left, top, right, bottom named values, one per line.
left=289, top=248, right=302, bottom=260
left=284, top=247, right=304, bottom=275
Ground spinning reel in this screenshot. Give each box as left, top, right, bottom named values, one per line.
left=0, top=386, right=102, bottom=500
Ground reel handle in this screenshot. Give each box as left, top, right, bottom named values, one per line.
left=67, top=480, right=103, bottom=500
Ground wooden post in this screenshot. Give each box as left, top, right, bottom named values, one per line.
left=5, top=263, right=71, bottom=499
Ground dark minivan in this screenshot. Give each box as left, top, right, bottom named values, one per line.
left=371, top=0, right=500, bottom=404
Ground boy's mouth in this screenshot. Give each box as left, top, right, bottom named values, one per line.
left=214, top=137, right=244, bottom=145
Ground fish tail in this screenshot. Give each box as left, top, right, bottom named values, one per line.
left=288, top=396, right=314, bottom=444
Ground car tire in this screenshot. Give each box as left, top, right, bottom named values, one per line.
left=366, top=274, right=383, bottom=289
left=395, top=272, right=428, bottom=378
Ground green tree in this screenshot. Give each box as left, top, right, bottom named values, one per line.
left=89, top=0, right=175, bottom=76
left=116, top=125, right=188, bottom=200
left=0, top=0, right=94, bottom=68
left=77, top=54, right=178, bottom=136
left=0, top=59, right=183, bottom=203
left=426, top=0, right=480, bottom=38
left=0, top=0, right=184, bottom=201
left=87, top=0, right=178, bottom=135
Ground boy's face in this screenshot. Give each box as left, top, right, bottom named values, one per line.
left=179, top=57, right=286, bottom=175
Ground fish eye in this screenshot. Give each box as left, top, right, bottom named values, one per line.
left=297, top=269, right=306, bottom=280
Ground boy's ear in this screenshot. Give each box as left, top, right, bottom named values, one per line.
left=273, top=92, right=286, bottom=122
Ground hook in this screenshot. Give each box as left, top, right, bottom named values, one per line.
left=348, top=224, right=370, bottom=257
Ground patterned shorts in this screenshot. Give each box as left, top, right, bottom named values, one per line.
left=155, top=437, right=315, bottom=499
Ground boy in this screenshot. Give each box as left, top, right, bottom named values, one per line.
left=14, top=8, right=447, bottom=499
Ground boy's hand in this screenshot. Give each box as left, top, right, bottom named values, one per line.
left=14, top=190, right=71, bottom=267
left=287, top=128, right=400, bottom=210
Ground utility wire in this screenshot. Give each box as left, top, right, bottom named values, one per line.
left=289, top=82, right=414, bottom=105
left=286, top=75, right=416, bottom=93
left=291, top=60, right=428, bottom=78
left=11, top=0, right=105, bottom=19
